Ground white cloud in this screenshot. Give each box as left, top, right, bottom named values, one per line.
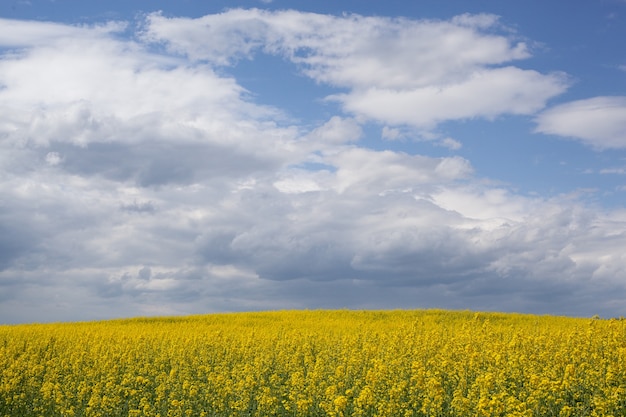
left=0, top=18, right=303, bottom=188
left=273, top=170, right=329, bottom=194
left=438, top=137, right=462, bottom=150
left=305, top=116, right=362, bottom=144
left=0, top=20, right=293, bottom=151
left=139, top=10, right=270, bottom=66
left=0, top=18, right=125, bottom=47
left=332, top=67, right=568, bottom=127
left=325, top=148, right=473, bottom=194
left=535, top=96, right=626, bottom=149
left=143, top=9, right=567, bottom=128
left=45, top=151, right=63, bottom=166
left=381, top=126, right=403, bottom=141
left=600, top=166, right=626, bottom=174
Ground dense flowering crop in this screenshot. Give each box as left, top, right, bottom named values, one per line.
left=1, top=310, right=625, bottom=417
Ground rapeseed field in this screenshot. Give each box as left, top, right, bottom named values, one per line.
left=1, top=310, right=625, bottom=417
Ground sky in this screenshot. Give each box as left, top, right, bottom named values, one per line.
left=0, top=0, right=625, bottom=323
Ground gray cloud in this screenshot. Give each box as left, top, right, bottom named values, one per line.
left=0, top=220, right=39, bottom=271
left=120, top=200, right=157, bottom=214
left=48, top=141, right=274, bottom=187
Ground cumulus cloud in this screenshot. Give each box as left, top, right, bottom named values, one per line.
left=535, top=96, right=626, bottom=149
left=438, top=137, right=462, bottom=150
left=333, top=67, right=568, bottom=127
left=0, top=17, right=124, bottom=47
left=0, top=10, right=625, bottom=323
left=304, top=116, right=363, bottom=144
left=326, top=148, right=473, bottom=193
left=143, top=9, right=568, bottom=128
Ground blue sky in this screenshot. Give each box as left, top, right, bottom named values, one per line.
left=1, top=0, right=625, bottom=323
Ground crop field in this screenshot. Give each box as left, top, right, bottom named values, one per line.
left=1, top=310, right=625, bottom=417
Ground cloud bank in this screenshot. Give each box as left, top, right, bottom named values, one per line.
left=0, top=10, right=625, bottom=322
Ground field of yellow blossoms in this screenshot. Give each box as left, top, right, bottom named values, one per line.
left=1, top=309, right=625, bottom=417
